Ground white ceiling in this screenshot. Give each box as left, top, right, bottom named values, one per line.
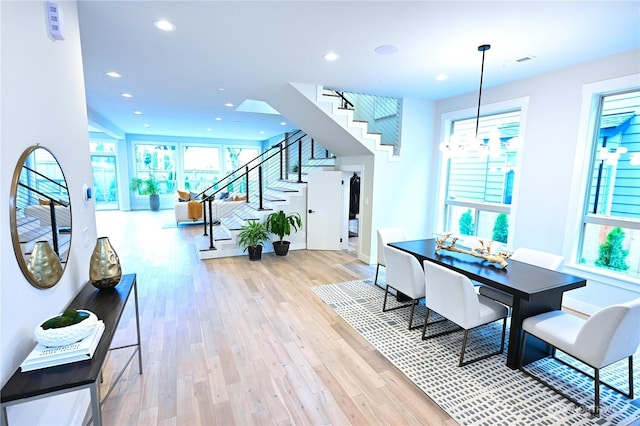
left=78, top=1, right=640, bottom=141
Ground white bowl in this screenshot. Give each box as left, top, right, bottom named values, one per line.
left=34, top=310, right=98, bottom=347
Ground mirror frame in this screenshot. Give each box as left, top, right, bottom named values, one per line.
left=9, top=145, right=72, bottom=289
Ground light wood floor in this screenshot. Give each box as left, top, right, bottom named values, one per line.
left=95, top=210, right=455, bottom=425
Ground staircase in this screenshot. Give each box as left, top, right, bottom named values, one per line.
left=195, top=84, right=401, bottom=260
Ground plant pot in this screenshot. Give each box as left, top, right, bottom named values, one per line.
left=248, top=245, right=262, bottom=261
left=149, top=194, right=160, bottom=211
left=273, top=241, right=290, bottom=256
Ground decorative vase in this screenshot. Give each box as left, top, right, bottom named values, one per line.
left=89, top=236, right=122, bottom=289
left=149, top=194, right=160, bottom=211
left=34, top=310, right=98, bottom=347
left=27, top=240, right=63, bottom=288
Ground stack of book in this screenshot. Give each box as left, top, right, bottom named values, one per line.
left=20, top=320, right=105, bottom=372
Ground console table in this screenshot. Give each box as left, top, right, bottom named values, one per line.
left=1, top=273, right=142, bottom=426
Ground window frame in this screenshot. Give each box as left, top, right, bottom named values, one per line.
left=436, top=97, right=529, bottom=248
left=567, top=76, right=640, bottom=284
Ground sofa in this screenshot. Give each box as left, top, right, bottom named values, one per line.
left=174, top=195, right=246, bottom=225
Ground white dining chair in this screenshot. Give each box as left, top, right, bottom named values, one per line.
left=382, top=246, right=425, bottom=330
left=519, top=298, right=640, bottom=417
left=375, top=227, right=408, bottom=289
left=422, top=260, right=509, bottom=367
left=479, top=247, right=565, bottom=306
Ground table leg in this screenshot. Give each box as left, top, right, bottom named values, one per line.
left=90, top=381, right=102, bottom=426
left=507, top=292, right=563, bottom=369
left=133, top=280, right=143, bottom=374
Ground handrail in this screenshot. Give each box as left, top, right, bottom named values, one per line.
left=333, top=90, right=354, bottom=109
left=198, top=131, right=310, bottom=248
left=192, top=129, right=304, bottom=201
left=21, top=166, right=69, bottom=207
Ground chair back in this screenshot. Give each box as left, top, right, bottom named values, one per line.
left=383, top=246, right=425, bottom=300
left=377, top=227, right=407, bottom=265
left=575, top=298, right=640, bottom=367
left=510, top=247, right=564, bottom=271
left=423, top=261, right=480, bottom=329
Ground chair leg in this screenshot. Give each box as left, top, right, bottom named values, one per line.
left=594, top=368, right=600, bottom=417
left=407, top=299, right=425, bottom=330
left=459, top=329, right=470, bottom=367
left=499, top=317, right=507, bottom=354
left=458, top=319, right=508, bottom=367
left=629, top=355, right=634, bottom=399
left=382, top=284, right=391, bottom=312
left=374, top=264, right=383, bottom=289
left=421, top=308, right=430, bottom=340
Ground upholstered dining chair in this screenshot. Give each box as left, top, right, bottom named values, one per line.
left=479, top=247, right=565, bottom=306
left=382, top=246, right=425, bottom=330
left=375, top=227, right=408, bottom=289
left=422, top=261, right=509, bottom=367
left=519, top=298, right=640, bottom=417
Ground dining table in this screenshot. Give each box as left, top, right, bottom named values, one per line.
left=388, top=239, right=587, bottom=369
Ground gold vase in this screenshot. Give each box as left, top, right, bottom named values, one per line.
left=27, top=240, right=63, bottom=288
left=89, top=236, right=122, bottom=290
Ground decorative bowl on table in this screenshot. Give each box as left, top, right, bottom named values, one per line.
left=34, top=309, right=98, bottom=347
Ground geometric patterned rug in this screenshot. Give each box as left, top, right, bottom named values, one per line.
left=311, top=280, right=640, bottom=426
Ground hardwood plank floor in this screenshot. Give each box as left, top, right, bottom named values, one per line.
left=95, top=210, right=455, bottom=425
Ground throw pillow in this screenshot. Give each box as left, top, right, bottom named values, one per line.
left=177, top=190, right=190, bottom=202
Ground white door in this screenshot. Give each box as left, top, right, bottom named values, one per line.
left=307, top=170, right=345, bottom=250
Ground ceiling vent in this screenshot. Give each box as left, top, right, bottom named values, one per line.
left=516, top=55, right=536, bottom=63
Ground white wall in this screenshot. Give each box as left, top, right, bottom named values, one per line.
left=337, top=97, right=434, bottom=264
left=433, top=49, right=640, bottom=311
left=1, top=1, right=95, bottom=423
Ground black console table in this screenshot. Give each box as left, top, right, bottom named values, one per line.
left=1, top=273, right=142, bottom=426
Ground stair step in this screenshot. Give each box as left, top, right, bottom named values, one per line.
left=233, top=207, right=261, bottom=221
left=221, top=216, right=245, bottom=231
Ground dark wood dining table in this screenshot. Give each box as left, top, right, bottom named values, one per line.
left=388, top=239, right=587, bottom=369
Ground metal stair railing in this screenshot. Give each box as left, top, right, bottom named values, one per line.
left=329, top=89, right=402, bottom=155
left=16, top=166, right=70, bottom=257
left=196, top=131, right=334, bottom=250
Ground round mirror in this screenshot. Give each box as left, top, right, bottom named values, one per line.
left=9, top=145, right=72, bottom=288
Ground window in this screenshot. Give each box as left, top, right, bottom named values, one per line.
left=439, top=109, right=522, bottom=247
left=579, top=89, right=640, bottom=279
left=182, top=146, right=220, bottom=193
left=132, top=143, right=176, bottom=195
left=90, top=141, right=118, bottom=210
left=225, top=147, right=259, bottom=194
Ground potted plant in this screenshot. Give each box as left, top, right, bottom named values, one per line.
left=130, top=174, right=160, bottom=211
left=236, top=220, right=269, bottom=260
left=264, top=210, right=302, bottom=256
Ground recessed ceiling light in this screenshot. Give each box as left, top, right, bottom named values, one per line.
left=153, top=20, right=176, bottom=31
left=218, top=88, right=225, bottom=91
left=435, top=74, right=449, bottom=81
left=143, top=124, right=150, bottom=128
left=215, top=117, right=222, bottom=121
left=106, top=71, right=121, bottom=78
left=133, top=110, right=143, bottom=115
left=280, top=122, right=286, bottom=126
left=259, top=131, right=265, bottom=135
left=374, top=45, right=398, bottom=55
left=121, top=92, right=133, bottom=98
left=206, top=128, right=212, bottom=132
left=323, top=52, right=340, bottom=61
left=225, top=102, right=234, bottom=107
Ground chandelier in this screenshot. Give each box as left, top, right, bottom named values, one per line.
left=439, top=44, right=520, bottom=158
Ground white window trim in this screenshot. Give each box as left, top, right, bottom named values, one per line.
left=563, top=73, right=640, bottom=289
left=435, top=96, right=529, bottom=246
